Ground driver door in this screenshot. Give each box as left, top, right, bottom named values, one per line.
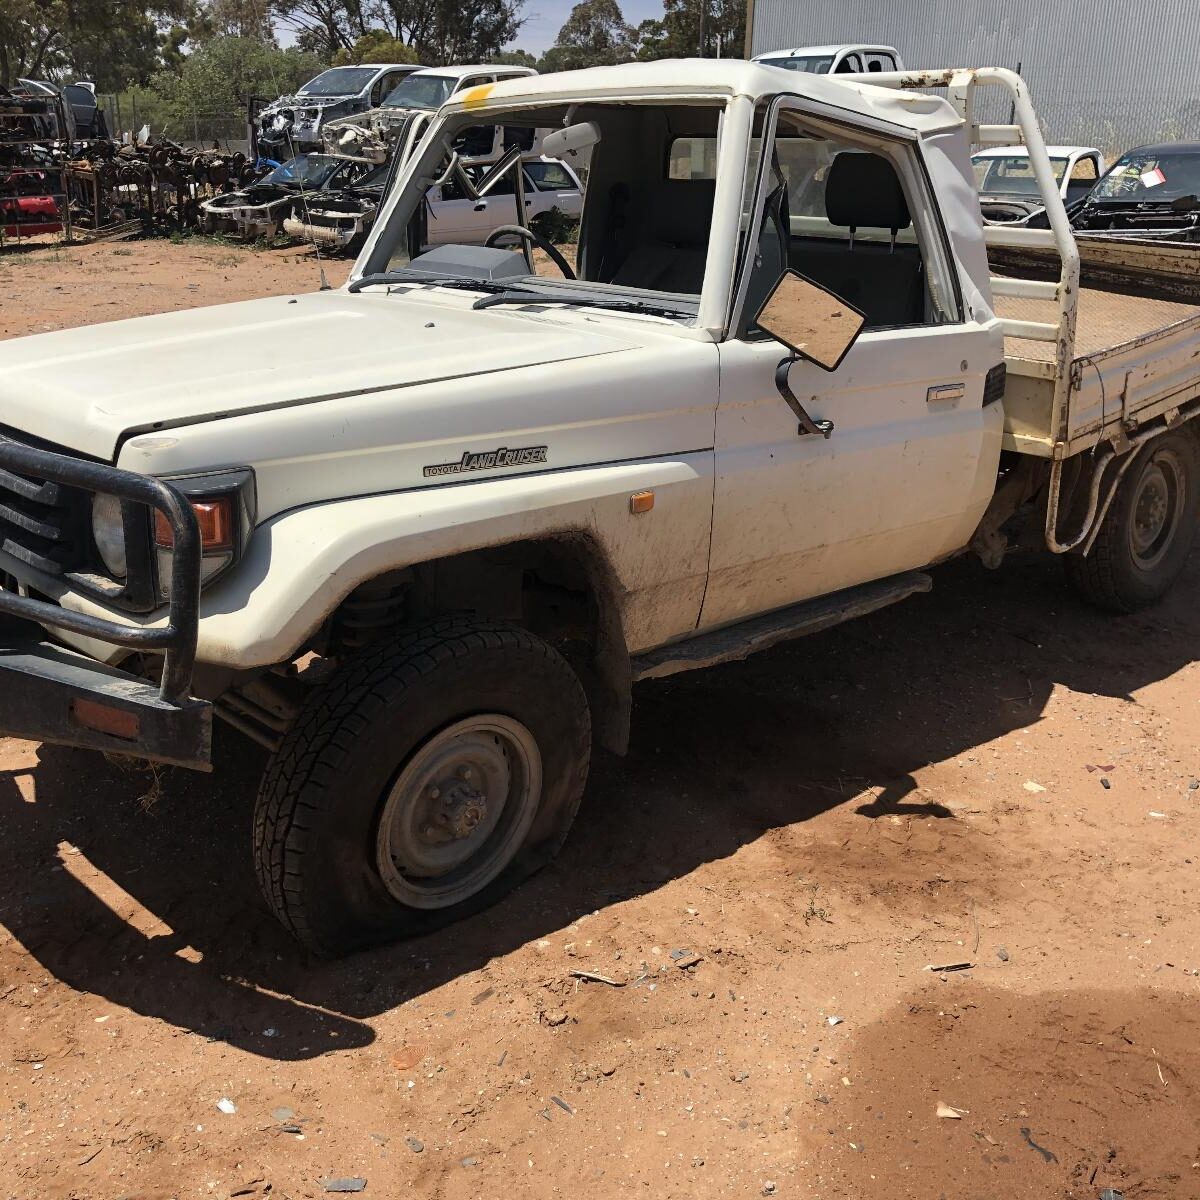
left=428, top=166, right=523, bottom=246
left=699, top=105, right=1004, bottom=629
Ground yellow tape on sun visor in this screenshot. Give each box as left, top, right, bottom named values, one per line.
left=460, top=84, right=495, bottom=110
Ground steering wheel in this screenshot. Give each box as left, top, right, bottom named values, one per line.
left=485, top=224, right=576, bottom=280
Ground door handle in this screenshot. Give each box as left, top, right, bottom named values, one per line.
left=927, top=383, right=965, bottom=404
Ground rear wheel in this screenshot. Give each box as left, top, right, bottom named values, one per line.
left=253, top=619, right=591, bottom=955
left=1065, top=431, right=1200, bottom=612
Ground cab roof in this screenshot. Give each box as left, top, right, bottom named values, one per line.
left=449, top=58, right=962, bottom=136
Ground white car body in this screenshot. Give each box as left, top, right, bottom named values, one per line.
left=972, top=144, right=1105, bottom=224
left=3, top=58, right=1195, bottom=667
left=2, top=61, right=1199, bottom=950
left=426, top=156, right=583, bottom=245
left=283, top=155, right=583, bottom=251
left=751, top=44, right=904, bottom=74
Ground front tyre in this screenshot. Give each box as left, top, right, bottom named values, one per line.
left=1065, top=430, right=1200, bottom=612
left=253, top=620, right=591, bottom=955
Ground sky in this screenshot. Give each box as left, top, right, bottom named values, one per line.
left=512, top=0, right=667, bottom=55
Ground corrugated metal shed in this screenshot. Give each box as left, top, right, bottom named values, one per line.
left=749, top=0, right=1200, bottom=154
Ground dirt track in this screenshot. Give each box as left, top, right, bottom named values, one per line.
left=1, top=239, right=1198, bottom=1200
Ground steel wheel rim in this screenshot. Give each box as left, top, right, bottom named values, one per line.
left=376, top=714, right=542, bottom=909
left=1128, top=448, right=1185, bottom=572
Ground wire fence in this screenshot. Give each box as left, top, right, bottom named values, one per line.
left=99, top=97, right=257, bottom=154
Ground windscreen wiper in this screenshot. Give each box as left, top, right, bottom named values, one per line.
left=347, top=272, right=516, bottom=294
left=472, top=291, right=687, bottom=318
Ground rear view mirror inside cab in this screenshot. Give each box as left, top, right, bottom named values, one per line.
left=754, top=269, right=866, bottom=371
left=541, top=121, right=601, bottom=163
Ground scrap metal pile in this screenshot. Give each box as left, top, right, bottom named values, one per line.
left=1, top=86, right=68, bottom=240
left=65, top=139, right=262, bottom=234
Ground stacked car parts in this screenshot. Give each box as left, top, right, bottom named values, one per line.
left=65, top=139, right=257, bottom=233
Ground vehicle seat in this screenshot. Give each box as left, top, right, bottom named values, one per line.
left=611, top=178, right=715, bottom=294
left=789, top=152, right=925, bottom=327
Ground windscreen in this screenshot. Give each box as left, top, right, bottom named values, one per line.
left=1090, top=149, right=1200, bottom=202
left=261, top=154, right=346, bottom=189
left=356, top=163, right=392, bottom=190
left=757, top=55, right=835, bottom=74
left=525, top=160, right=574, bottom=190
left=383, top=74, right=456, bottom=110
left=299, top=67, right=377, bottom=97
left=972, top=154, right=1068, bottom=195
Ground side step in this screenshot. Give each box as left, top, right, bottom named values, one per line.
left=631, top=571, right=932, bottom=682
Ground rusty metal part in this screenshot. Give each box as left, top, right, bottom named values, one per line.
left=64, top=138, right=251, bottom=234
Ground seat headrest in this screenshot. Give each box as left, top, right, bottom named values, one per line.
left=825, top=152, right=911, bottom=231
left=653, top=178, right=717, bottom=246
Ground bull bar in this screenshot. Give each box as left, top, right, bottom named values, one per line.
left=0, top=436, right=212, bottom=770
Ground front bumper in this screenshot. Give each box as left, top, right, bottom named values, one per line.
left=282, top=213, right=361, bottom=248
left=0, top=436, right=212, bottom=770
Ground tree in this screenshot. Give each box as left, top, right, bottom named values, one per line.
left=148, top=35, right=322, bottom=134
left=491, top=48, right=537, bottom=67
left=332, top=30, right=419, bottom=64
left=273, top=0, right=525, bottom=66
left=271, top=0, right=370, bottom=61
left=636, top=0, right=744, bottom=60
left=378, top=0, right=524, bottom=65
left=201, top=0, right=276, bottom=41
left=0, top=0, right=191, bottom=89
left=540, top=0, right=635, bottom=72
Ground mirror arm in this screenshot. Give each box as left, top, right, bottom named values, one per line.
left=774, top=355, right=834, bottom=439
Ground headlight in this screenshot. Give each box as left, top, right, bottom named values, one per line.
left=153, top=468, right=256, bottom=598
left=91, top=492, right=128, bottom=579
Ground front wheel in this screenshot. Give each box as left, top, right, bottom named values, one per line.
left=1065, top=430, right=1200, bottom=612
left=253, top=620, right=591, bottom=955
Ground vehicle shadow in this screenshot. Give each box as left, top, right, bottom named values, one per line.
left=1, top=548, right=1197, bottom=1058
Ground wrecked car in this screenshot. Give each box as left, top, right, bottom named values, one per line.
left=199, top=153, right=371, bottom=240
left=972, top=144, right=1102, bottom=225
left=256, top=63, right=422, bottom=159
left=321, top=64, right=537, bottom=162
left=284, top=152, right=582, bottom=253
left=1068, top=143, right=1200, bottom=241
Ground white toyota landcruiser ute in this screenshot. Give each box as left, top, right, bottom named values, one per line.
left=2, top=62, right=1199, bottom=954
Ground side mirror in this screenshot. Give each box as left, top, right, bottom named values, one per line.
left=754, top=269, right=865, bottom=372
left=542, top=120, right=601, bottom=163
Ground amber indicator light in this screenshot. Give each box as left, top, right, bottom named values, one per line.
left=155, top=498, right=234, bottom=551
left=71, top=699, right=141, bottom=740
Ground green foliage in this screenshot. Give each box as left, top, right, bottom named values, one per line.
left=197, top=0, right=276, bottom=40
left=540, top=0, right=636, bottom=72
left=332, top=31, right=419, bottom=65
left=491, top=48, right=538, bottom=67
left=274, top=0, right=525, bottom=67
left=147, top=35, right=323, bottom=136
left=0, top=0, right=190, bottom=89
left=636, top=0, right=745, bottom=61
left=530, top=205, right=579, bottom=244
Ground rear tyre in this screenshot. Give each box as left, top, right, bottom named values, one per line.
left=1064, top=430, right=1200, bottom=612
left=253, top=619, right=591, bottom=955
